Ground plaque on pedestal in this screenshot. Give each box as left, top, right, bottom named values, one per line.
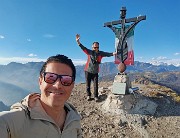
left=112, top=82, right=126, bottom=95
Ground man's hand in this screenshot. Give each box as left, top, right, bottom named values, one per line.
left=76, top=34, right=80, bottom=41
left=113, top=51, right=117, bottom=56
left=76, top=34, right=81, bottom=45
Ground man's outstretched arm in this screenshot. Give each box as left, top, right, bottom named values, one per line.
left=75, top=34, right=92, bottom=55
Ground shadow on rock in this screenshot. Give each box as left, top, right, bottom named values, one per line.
left=98, top=94, right=107, bottom=102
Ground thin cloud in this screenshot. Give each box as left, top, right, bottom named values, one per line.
left=43, top=34, right=56, bottom=38
left=72, top=59, right=86, bottom=66
left=174, top=52, right=180, bottom=56
left=135, top=56, right=145, bottom=62
left=0, top=57, right=46, bottom=65
left=0, top=35, right=5, bottom=39
left=27, top=38, right=31, bottom=42
left=136, top=56, right=143, bottom=60
left=156, top=56, right=167, bottom=60
left=0, top=57, right=86, bottom=66
left=28, top=53, right=37, bottom=57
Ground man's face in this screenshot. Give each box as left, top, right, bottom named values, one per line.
left=92, top=43, right=99, bottom=52
left=39, top=62, right=74, bottom=108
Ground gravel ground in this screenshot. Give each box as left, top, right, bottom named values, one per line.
left=68, top=82, right=180, bottom=138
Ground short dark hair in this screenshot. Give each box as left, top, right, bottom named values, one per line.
left=92, top=42, right=99, bottom=45
left=40, top=54, right=76, bottom=81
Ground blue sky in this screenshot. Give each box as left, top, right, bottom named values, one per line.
left=0, top=0, right=179, bottom=66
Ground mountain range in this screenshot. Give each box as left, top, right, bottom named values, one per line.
left=0, top=61, right=179, bottom=110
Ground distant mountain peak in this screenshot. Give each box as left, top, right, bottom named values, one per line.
left=149, top=59, right=180, bottom=67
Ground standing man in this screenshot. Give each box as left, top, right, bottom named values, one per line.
left=76, top=34, right=116, bottom=101
left=0, top=54, right=82, bottom=138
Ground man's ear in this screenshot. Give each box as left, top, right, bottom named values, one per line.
left=39, top=77, right=43, bottom=85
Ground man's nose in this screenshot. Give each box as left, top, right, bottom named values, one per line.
left=53, top=78, right=63, bottom=88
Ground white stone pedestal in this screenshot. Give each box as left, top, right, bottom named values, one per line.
left=112, top=73, right=131, bottom=95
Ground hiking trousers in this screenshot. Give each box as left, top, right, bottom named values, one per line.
left=85, top=71, right=98, bottom=98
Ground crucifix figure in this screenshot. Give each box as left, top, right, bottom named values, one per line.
left=104, top=7, right=146, bottom=95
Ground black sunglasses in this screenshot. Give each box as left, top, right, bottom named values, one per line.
left=43, top=72, right=74, bottom=86
left=93, top=47, right=99, bottom=49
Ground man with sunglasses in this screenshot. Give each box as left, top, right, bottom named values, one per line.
left=76, top=34, right=116, bottom=102
left=0, top=54, right=82, bottom=138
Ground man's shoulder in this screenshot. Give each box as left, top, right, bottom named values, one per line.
left=0, top=106, right=27, bottom=125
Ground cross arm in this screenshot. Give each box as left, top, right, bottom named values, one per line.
left=104, top=15, right=146, bottom=27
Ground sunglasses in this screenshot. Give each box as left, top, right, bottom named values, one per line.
left=43, top=72, right=74, bottom=86
left=93, top=47, right=99, bottom=49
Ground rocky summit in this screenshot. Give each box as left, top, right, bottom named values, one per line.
left=68, top=81, right=180, bottom=138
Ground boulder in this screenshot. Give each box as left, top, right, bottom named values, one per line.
left=102, top=92, right=158, bottom=116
